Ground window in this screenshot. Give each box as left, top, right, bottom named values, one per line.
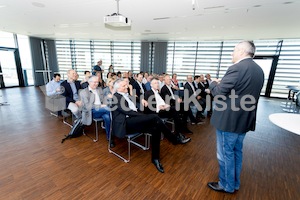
left=17, top=34, right=34, bottom=85
left=112, top=41, right=141, bottom=73
left=167, top=42, right=197, bottom=82
left=0, top=31, right=15, bottom=48
left=73, top=40, right=92, bottom=80
left=56, top=40, right=72, bottom=80
left=272, top=39, right=300, bottom=98
left=56, top=40, right=141, bottom=80
left=195, top=41, right=222, bottom=79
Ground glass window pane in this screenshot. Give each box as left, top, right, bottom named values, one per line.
left=0, top=31, right=15, bottom=48
left=17, top=34, right=34, bottom=85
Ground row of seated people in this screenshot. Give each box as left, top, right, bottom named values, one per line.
left=46, top=69, right=213, bottom=124
left=47, top=69, right=212, bottom=173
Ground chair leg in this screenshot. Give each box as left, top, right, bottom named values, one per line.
left=50, top=112, right=58, bottom=117
left=63, top=115, right=73, bottom=128
left=108, top=133, right=151, bottom=163
left=94, top=121, right=99, bottom=142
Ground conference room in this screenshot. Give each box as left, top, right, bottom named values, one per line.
left=0, top=0, right=299, bottom=199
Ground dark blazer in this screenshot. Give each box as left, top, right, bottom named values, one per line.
left=184, top=82, right=196, bottom=99
left=144, top=89, right=158, bottom=114
left=132, top=81, right=146, bottom=102
left=60, top=80, right=81, bottom=107
left=198, top=82, right=207, bottom=98
left=204, top=80, right=210, bottom=89
left=111, top=92, right=143, bottom=138
left=160, top=85, right=176, bottom=107
left=209, top=58, right=264, bottom=133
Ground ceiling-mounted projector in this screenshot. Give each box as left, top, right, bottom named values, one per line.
left=104, top=0, right=131, bottom=27
left=104, top=14, right=131, bottom=27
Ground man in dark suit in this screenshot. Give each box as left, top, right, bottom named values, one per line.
left=60, top=69, right=82, bottom=118
left=184, top=75, right=204, bottom=124
left=207, top=41, right=264, bottom=193
left=132, top=73, right=147, bottom=104
left=202, top=74, right=213, bottom=116
left=144, top=78, right=191, bottom=143
left=160, top=74, right=196, bottom=129
left=193, top=75, right=206, bottom=119
left=111, top=79, right=181, bottom=173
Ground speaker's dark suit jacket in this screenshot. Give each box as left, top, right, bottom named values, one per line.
left=209, top=58, right=264, bottom=133
left=60, top=80, right=82, bottom=107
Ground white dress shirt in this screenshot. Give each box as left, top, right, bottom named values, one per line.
left=137, top=81, right=145, bottom=94
left=89, top=86, right=101, bottom=105
left=166, top=85, right=175, bottom=100
left=188, top=82, right=197, bottom=96
left=152, top=88, right=166, bottom=113
left=118, top=92, right=137, bottom=112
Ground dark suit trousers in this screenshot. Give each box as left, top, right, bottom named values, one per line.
left=158, top=106, right=187, bottom=133
left=126, top=114, right=162, bottom=160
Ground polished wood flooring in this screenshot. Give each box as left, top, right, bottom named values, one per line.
left=0, top=87, right=299, bottom=200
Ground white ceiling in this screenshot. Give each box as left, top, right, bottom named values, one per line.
left=0, top=0, right=299, bottom=41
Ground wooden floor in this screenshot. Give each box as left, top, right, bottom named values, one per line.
left=0, top=87, right=299, bottom=200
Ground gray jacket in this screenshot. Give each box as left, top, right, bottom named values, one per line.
left=79, top=87, right=104, bottom=125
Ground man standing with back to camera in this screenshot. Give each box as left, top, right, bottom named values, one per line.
left=207, top=41, right=264, bottom=193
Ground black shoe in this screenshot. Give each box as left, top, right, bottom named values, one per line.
left=109, top=141, right=115, bottom=148
left=152, top=159, right=164, bottom=173
left=177, top=133, right=191, bottom=144
left=207, top=182, right=233, bottom=193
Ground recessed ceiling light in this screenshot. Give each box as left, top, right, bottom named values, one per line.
left=253, top=5, right=262, bottom=7
left=283, top=1, right=294, bottom=4
left=32, top=2, right=45, bottom=8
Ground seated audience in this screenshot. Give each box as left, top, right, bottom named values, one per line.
left=144, top=74, right=153, bottom=91
left=108, top=64, right=114, bottom=73
left=161, top=74, right=200, bottom=125
left=132, top=73, right=146, bottom=105
left=46, top=73, right=62, bottom=96
left=111, top=79, right=187, bottom=173
left=60, top=69, right=82, bottom=118
left=183, top=75, right=205, bottom=124
left=96, top=71, right=106, bottom=88
left=142, top=72, right=149, bottom=84
left=102, top=77, right=116, bottom=107
left=123, top=77, right=134, bottom=96
left=116, top=71, right=122, bottom=79
left=205, top=73, right=212, bottom=86
left=203, top=74, right=213, bottom=116
left=144, top=78, right=191, bottom=142
left=81, top=71, right=91, bottom=89
left=128, top=71, right=135, bottom=85
left=193, top=75, right=206, bottom=119
left=158, top=74, right=165, bottom=89
left=171, top=73, right=180, bottom=90
left=80, top=76, right=111, bottom=140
